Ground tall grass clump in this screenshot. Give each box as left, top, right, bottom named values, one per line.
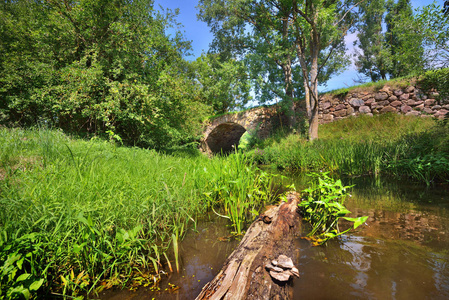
left=249, top=114, right=449, bottom=183
left=385, top=118, right=449, bottom=184
left=0, top=127, right=278, bottom=298
left=201, top=151, right=279, bottom=234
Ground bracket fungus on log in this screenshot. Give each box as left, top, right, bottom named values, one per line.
left=265, top=255, right=300, bottom=282
left=195, top=192, right=302, bottom=300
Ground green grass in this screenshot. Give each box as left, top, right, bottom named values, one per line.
left=248, top=114, right=449, bottom=184
left=0, top=127, right=279, bottom=298
left=325, top=73, right=416, bottom=96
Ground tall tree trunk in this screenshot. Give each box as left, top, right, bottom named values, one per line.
left=308, top=15, right=320, bottom=141
left=296, top=44, right=311, bottom=139
left=308, top=64, right=319, bottom=140
left=282, top=64, right=296, bottom=129
left=281, top=17, right=296, bottom=130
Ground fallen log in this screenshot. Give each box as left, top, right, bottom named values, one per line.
left=195, top=192, right=302, bottom=300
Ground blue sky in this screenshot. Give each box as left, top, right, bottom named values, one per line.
left=153, top=0, right=213, bottom=58
left=154, top=0, right=445, bottom=93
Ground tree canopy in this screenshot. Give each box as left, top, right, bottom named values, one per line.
left=1, top=0, right=448, bottom=145
left=354, top=0, right=426, bottom=81
left=192, top=53, right=251, bottom=114
left=198, top=0, right=354, bottom=139
left=354, top=0, right=449, bottom=82
left=0, top=0, right=212, bottom=148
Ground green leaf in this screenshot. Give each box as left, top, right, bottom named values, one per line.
left=29, top=278, right=44, bottom=291
left=343, top=216, right=369, bottom=229
left=16, top=273, right=31, bottom=282
left=250, top=209, right=259, bottom=217
left=77, top=213, right=89, bottom=227
left=72, top=242, right=86, bottom=254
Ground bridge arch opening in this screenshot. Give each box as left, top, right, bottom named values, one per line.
left=206, top=122, right=247, bottom=154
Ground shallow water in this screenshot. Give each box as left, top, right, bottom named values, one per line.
left=293, top=176, right=449, bottom=300
left=97, top=216, right=239, bottom=300
left=98, top=176, right=449, bottom=300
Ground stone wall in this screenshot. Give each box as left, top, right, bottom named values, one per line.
left=201, top=84, right=448, bottom=154
left=318, top=85, right=449, bottom=124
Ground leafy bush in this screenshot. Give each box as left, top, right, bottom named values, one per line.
left=419, top=68, right=449, bottom=101
left=0, top=0, right=210, bottom=149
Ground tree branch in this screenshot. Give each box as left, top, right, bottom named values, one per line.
left=334, top=0, right=366, bottom=26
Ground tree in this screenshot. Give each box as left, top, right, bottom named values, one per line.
left=198, top=0, right=353, bottom=139
left=198, top=0, right=302, bottom=128
left=292, top=0, right=353, bottom=139
left=0, top=0, right=210, bottom=148
left=414, top=2, right=449, bottom=69
left=412, top=2, right=449, bottom=99
left=192, top=53, right=251, bottom=114
left=444, top=0, right=448, bottom=15
left=354, top=0, right=426, bottom=81
left=354, top=0, right=391, bottom=81
left=385, top=0, right=424, bottom=77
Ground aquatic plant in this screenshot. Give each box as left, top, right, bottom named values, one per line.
left=202, top=151, right=279, bottom=235
left=299, top=173, right=368, bottom=245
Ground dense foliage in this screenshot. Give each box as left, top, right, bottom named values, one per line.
left=192, top=54, right=252, bottom=114
left=198, top=0, right=353, bottom=138
left=354, top=0, right=424, bottom=80
left=354, top=0, right=391, bottom=81
left=419, top=68, right=449, bottom=100
left=0, top=0, right=212, bottom=148
left=355, top=0, right=449, bottom=81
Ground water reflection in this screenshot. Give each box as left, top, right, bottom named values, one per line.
left=98, top=176, right=449, bottom=299
left=97, top=216, right=239, bottom=300
left=292, top=175, right=449, bottom=299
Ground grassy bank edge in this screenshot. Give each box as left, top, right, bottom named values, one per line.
left=246, top=114, right=449, bottom=185
left=0, top=127, right=280, bottom=299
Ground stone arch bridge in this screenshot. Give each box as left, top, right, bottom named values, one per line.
left=200, top=82, right=448, bottom=154
left=201, top=105, right=289, bottom=154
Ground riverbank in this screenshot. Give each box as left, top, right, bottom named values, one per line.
left=248, top=114, right=449, bottom=184
left=0, top=128, right=278, bottom=298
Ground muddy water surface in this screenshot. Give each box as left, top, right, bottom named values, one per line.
left=293, top=176, right=449, bottom=300
left=99, top=176, right=449, bottom=299
left=97, top=216, right=239, bottom=300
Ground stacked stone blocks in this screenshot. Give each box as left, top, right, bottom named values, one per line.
left=319, top=85, right=449, bottom=124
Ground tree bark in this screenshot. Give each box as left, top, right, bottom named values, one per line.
left=282, top=63, right=296, bottom=130
left=308, top=12, right=320, bottom=141
left=195, top=192, right=302, bottom=300
left=308, top=62, right=319, bottom=141
left=280, top=15, right=296, bottom=130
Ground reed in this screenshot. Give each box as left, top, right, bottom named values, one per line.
left=201, top=151, right=280, bottom=235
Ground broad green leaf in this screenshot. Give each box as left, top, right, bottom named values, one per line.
left=16, top=273, right=31, bottom=282
left=343, top=216, right=369, bottom=229
left=29, top=278, right=44, bottom=291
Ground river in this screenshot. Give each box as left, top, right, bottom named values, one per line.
left=98, top=175, right=449, bottom=299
